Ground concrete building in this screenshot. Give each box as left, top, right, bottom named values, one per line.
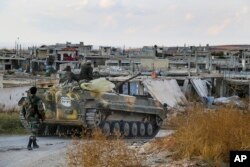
left=100, top=46, right=111, bottom=56
left=140, top=58, right=169, bottom=71
left=79, top=45, right=92, bottom=57
left=0, top=56, right=27, bottom=71
left=141, top=46, right=155, bottom=57
left=57, top=48, right=78, bottom=61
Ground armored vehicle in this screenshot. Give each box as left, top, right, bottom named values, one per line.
left=19, top=75, right=167, bottom=138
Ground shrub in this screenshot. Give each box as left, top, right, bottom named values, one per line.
left=67, top=129, right=142, bottom=167
left=0, top=109, right=26, bottom=134
left=154, top=104, right=250, bottom=164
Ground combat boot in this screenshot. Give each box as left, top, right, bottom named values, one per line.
left=27, top=137, right=33, bottom=150
left=33, top=137, right=39, bottom=149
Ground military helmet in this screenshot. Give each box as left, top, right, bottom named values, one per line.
left=29, top=86, right=37, bottom=95
left=63, top=66, right=71, bottom=72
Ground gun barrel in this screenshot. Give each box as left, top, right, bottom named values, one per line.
left=115, top=72, right=141, bottom=91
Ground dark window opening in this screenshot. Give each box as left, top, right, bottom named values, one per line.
left=5, top=64, right=11, bottom=70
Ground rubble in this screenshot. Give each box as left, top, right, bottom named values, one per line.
left=213, top=95, right=245, bottom=108
left=131, top=138, right=209, bottom=167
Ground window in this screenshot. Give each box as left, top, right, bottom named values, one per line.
left=5, top=64, right=11, bottom=70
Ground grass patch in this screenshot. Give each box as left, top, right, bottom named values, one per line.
left=154, top=104, right=250, bottom=165
left=0, top=109, right=27, bottom=134
left=67, top=129, right=142, bottom=167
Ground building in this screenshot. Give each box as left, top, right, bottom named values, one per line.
left=100, top=46, right=111, bottom=56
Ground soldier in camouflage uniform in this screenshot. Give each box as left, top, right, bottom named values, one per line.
left=59, top=66, right=79, bottom=84
left=22, top=87, right=45, bottom=150
left=79, top=60, right=93, bottom=81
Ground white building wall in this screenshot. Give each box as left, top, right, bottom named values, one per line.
left=0, top=86, right=30, bottom=110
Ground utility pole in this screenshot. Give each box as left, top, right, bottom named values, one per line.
left=209, top=52, right=213, bottom=72
left=17, top=37, right=19, bottom=56
left=15, top=41, right=16, bottom=53
left=194, top=46, right=198, bottom=74
left=188, top=47, right=191, bottom=77
left=123, top=45, right=125, bottom=56
left=16, top=40, right=17, bottom=52
left=20, top=44, right=22, bottom=56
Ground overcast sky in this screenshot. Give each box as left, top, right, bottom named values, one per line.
left=0, top=0, right=250, bottom=48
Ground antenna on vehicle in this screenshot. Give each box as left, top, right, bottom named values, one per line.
left=33, top=75, right=36, bottom=87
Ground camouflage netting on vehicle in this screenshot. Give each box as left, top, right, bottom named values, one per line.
left=81, top=78, right=115, bottom=93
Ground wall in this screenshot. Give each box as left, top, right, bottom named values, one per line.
left=0, top=74, right=3, bottom=88
left=140, top=58, right=169, bottom=71
left=0, top=86, right=30, bottom=111
left=0, top=63, right=3, bottom=70
left=37, top=50, right=47, bottom=59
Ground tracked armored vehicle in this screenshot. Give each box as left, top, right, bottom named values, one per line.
left=19, top=75, right=167, bottom=138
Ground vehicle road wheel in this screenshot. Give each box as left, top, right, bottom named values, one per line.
left=122, top=122, right=130, bottom=137
left=146, top=123, right=153, bottom=136
left=131, top=122, right=138, bottom=137
left=112, top=122, right=121, bottom=136
left=139, top=123, right=146, bottom=137
left=102, top=122, right=111, bottom=136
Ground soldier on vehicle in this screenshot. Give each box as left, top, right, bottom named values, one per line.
left=22, top=86, right=45, bottom=150
left=79, top=60, right=93, bottom=81
left=59, top=66, right=79, bottom=84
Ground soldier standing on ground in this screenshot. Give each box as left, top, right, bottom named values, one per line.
left=59, top=66, right=79, bottom=84
left=22, top=86, right=45, bottom=150
left=79, top=60, right=93, bottom=81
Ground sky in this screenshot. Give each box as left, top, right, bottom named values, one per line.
left=0, top=0, right=250, bottom=48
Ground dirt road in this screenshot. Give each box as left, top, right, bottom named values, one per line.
left=0, top=130, right=174, bottom=167
left=0, top=135, right=70, bottom=167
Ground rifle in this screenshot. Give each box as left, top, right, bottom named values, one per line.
left=29, top=96, right=45, bottom=121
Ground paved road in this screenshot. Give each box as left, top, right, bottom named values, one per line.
left=0, top=130, right=174, bottom=167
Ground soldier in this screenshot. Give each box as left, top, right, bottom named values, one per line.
left=22, top=86, right=45, bottom=150
left=79, top=60, right=93, bottom=81
left=59, top=66, right=79, bottom=84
